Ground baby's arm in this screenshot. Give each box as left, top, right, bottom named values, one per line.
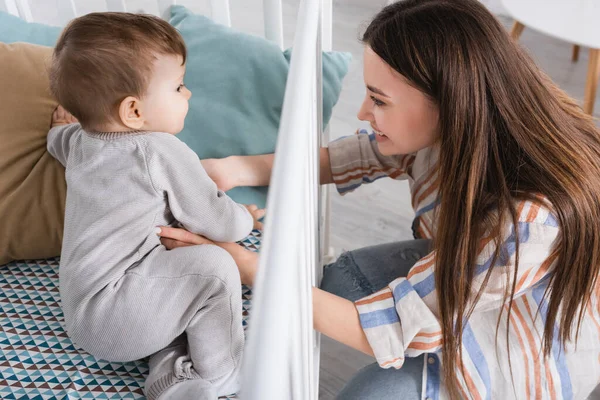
left=147, top=134, right=254, bottom=243
left=47, top=105, right=80, bottom=166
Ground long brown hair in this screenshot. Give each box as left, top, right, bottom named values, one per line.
left=363, top=0, right=600, bottom=396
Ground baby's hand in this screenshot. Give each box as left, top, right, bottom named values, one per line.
left=244, top=204, right=266, bottom=230
left=51, top=105, right=78, bottom=127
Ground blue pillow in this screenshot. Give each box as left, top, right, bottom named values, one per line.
left=0, top=12, right=60, bottom=46
left=0, top=8, right=351, bottom=207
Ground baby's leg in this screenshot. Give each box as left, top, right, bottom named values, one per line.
left=145, top=335, right=217, bottom=400
left=138, top=245, right=244, bottom=399
left=72, top=245, right=245, bottom=399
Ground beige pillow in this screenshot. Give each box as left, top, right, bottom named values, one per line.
left=0, top=42, right=64, bottom=264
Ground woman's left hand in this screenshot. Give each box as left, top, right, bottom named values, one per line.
left=157, top=226, right=259, bottom=286
left=157, top=226, right=214, bottom=249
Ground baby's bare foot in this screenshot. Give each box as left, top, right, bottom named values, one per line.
left=51, top=105, right=78, bottom=127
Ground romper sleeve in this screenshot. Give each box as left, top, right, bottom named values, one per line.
left=327, top=129, right=416, bottom=195
left=145, top=133, right=253, bottom=243
left=47, top=123, right=82, bottom=167
left=354, top=202, right=560, bottom=368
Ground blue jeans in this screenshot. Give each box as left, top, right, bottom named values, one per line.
left=320, top=239, right=431, bottom=400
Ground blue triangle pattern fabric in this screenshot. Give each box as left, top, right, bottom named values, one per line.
left=0, top=230, right=261, bottom=399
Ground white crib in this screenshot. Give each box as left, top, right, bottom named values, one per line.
left=0, top=0, right=332, bottom=399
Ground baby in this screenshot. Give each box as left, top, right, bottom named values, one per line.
left=47, top=12, right=262, bottom=400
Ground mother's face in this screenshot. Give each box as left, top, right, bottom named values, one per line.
left=357, top=46, right=439, bottom=156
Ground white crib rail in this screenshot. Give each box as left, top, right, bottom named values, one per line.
left=241, top=0, right=323, bottom=398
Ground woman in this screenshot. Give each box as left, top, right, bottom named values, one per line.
left=159, top=0, right=600, bottom=398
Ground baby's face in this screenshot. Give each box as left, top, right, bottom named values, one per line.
left=142, top=54, right=191, bottom=135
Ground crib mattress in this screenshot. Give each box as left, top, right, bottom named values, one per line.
left=0, top=231, right=262, bottom=399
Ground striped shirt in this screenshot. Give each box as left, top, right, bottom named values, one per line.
left=328, top=130, right=600, bottom=399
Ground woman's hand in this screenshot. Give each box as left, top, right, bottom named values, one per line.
left=201, top=154, right=275, bottom=192
left=158, top=226, right=215, bottom=249
left=157, top=226, right=259, bottom=286
left=201, top=149, right=333, bottom=192
left=201, top=157, right=241, bottom=192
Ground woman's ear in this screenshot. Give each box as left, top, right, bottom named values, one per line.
left=118, top=96, right=145, bottom=130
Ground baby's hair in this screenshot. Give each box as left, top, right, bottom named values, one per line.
left=49, top=12, right=187, bottom=129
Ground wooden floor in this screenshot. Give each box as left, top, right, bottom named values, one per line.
left=23, top=0, right=600, bottom=398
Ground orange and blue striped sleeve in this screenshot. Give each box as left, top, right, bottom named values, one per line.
left=354, top=200, right=560, bottom=373
left=328, top=130, right=416, bottom=195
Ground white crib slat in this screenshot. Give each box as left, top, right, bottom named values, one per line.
left=320, top=0, right=334, bottom=270
left=2, top=0, right=20, bottom=16
left=157, top=0, right=174, bottom=19
left=321, top=0, right=332, bottom=51
left=16, top=0, right=32, bottom=22
left=105, top=0, right=127, bottom=12
left=263, top=0, right=284, bottom=49
left=312, top=18, right=325, bottom=400
left=306, top=50, right=319, bottom=400
left=4, top=0, right=33, bottom=21
left=209, top=0, right=231, bottom=27
left=56, top=0, right=77, bottom=24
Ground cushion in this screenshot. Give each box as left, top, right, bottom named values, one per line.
left=0, top=43, right=63, bottom=264
left=169, top=6, right=351, bottom=207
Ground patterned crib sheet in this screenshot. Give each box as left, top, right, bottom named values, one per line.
left=0, top=231, right=262, bottom=400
